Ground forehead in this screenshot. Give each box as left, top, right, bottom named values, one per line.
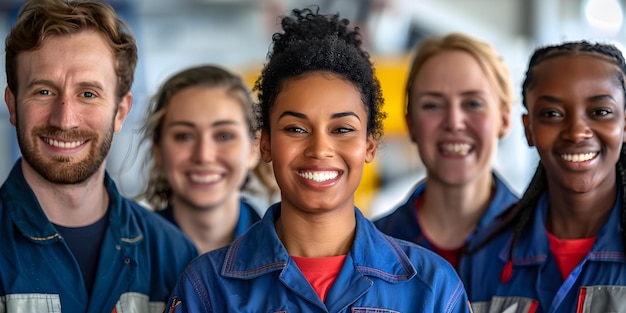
left=411, top=50, right=499, bottom=99
left=164, top=86, right=247, bottom=122
left=530, top=54, right=621, bottom=87
left=526, top=54, right=624, bottom=102
left=273, top=72, right=366, bottom=116
left=16, top=31, right=116, bottom=90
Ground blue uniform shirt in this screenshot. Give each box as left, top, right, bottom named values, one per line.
left=0, top=160, right=198, bottom=313
left=157, top=199, right=261, bottom=240
left=374, top=173, right=518, bottom=263
left=165, top=203, right=472, bottom=313
left=459, top=192, right=626, bottom=313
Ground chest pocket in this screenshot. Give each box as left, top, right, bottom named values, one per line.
left=471, top=296, right=538, bottom=313
left=0, top=294, right=61, bottom=313
left=577, top=286, right=626, bottom=313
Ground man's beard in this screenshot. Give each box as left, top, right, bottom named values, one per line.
left=17, top=123, right=114, bottom=185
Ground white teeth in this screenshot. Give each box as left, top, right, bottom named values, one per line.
left=561, top=152, right=597, bottom=162
left=440, top=143, right=471, bottom=156
left=189, top=173, right=221, bottom=184
left=44, top=138, right=83, bottom=149
left=298, top=171, right=339, bottom=182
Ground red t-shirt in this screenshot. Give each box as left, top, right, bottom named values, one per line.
left=414, top=195, right=462, bottom=267
left=547, top=230, right=596, bottom=280
left=292, top=255, right=347, bottom=302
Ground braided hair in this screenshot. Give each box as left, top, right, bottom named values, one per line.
left=467, top=41, right=626, bottom=281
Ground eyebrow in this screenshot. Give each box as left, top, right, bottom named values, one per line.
left=278, top=110, right=361, bottom=121
left=166, top=120, right=240, bottom=128
left=415, top=90, right=487, bottom=98
left=27, top=79, right=104, bottom=92
left=536, top=94, right=617, bottom=103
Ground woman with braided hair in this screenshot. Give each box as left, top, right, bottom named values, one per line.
left=164, top=7, right=471, bottom=313
left=459, top=41, right=626, bottom=313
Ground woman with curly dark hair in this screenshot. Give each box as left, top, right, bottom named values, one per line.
left=165, top=7, right=471, bottom=312
left=459, top=41, right=626, bottom=312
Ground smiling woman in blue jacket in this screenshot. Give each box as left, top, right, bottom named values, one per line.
left=165, top=7, right=471, bottom=313
left=459, top=41, right=626, bottom=313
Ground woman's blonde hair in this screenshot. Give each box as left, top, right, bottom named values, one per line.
left=405, top=32, right=513, bottom=115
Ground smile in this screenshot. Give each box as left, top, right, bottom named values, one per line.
left=440, top=143, right=471, bottom=156
left=298, top=171, right=339, bottom=182
left=560, top=152, right=597, bottom=162
left=189, top=173, right=222, bottom=184
left=43, top=137, right=85, bottom=149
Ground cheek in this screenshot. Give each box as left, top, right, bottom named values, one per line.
left=473, top=115, right=502, bottom=144
left=409, top=117, right=436, bottom=144
left=159, top=142, right=188, bottom=170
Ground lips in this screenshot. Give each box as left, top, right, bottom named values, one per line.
left=439, top=142, right=472, bottom=156
left=188, top=172, right=222, bottom=184
left=560, top=152, right=598, bottom=162
left=42, top=137, right=87, bottom=149
left=297, top=170, right=339, bottom=182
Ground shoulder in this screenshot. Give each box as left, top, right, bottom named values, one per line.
left=118, top=197, right=197, bottom=253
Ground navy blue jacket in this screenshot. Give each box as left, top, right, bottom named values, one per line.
left=165, top=203, right=471, bottom=313
left=0, top=161, right=197, bottom=312
left=459, top=192, right=626, bottom=313
left=374, top=173, right=518, bottom=267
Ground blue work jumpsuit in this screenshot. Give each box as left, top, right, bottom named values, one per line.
left=0, top=161, right=198, bottom=312
left=165, top=203, right=472, bottom=313
left=459, top=192, right=626, bottom=313
left=374, top=174, right=518, bottom=262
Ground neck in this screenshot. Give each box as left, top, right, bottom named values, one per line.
left=418, top=173, right=494, bottom=249
left=547, top=175, right=616, bottom=239
left=276, top=202, right=355, bottom=257
left=171, top=193, right=240, bottom=254
left=21, top=159, right=109, bottom=227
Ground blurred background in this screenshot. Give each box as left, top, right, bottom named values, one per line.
left=0, top=0, right=624, bottom=217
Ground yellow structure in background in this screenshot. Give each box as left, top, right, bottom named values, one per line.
left=241, top=54, right=411, bottom=216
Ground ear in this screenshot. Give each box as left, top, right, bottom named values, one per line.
left=260, top=129, right=272, bottom=163
left=5, top=87, right=17, bottom=126
left=498, top=105, right=512, bottom=138
left=364, top=135, right=378, bottom=163
left=404, top=114, right=417, bottom=143
left=248, top=130, right=262, bottom=170
left=114, top=92, right=133, bottom=132
left=522, top=114, right=534, bottom=146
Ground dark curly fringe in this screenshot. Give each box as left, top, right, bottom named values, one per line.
left=254, top=7, right=386, bottom=141
left=466, top=40, right=626, bottom=266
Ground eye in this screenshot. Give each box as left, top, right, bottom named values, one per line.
left=333, top=127, right=354, bottom=134
left=37, top=90, right=52, bottom=96
left=285, top=126, right=307, bottom=133
left=81, top=91, right=96, bottom=99
left=466, top=100, right=484, bottom=109
left=540, top=110, right=562, bottom=118
left=421, top=102, right=440, bottom=110
left=216, top=132, right=235, bottom=141
left=173, top=133, right=194, bottom=142
left=591, top=108, right=612, bottom=116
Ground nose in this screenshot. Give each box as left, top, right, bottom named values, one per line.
left=562, top=115, right=592, bottom=143
left=192, top=134, right=217, bottom=164
left=303, top=131, right=334, bottom=159
left=48, top=97, right=80, bottom=130
left=444, top=104, right=466, bottom=132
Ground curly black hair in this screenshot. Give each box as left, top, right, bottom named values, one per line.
left=253, top=7, right=385, bottom=140
left=467, top=41, right=626, bottom=278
